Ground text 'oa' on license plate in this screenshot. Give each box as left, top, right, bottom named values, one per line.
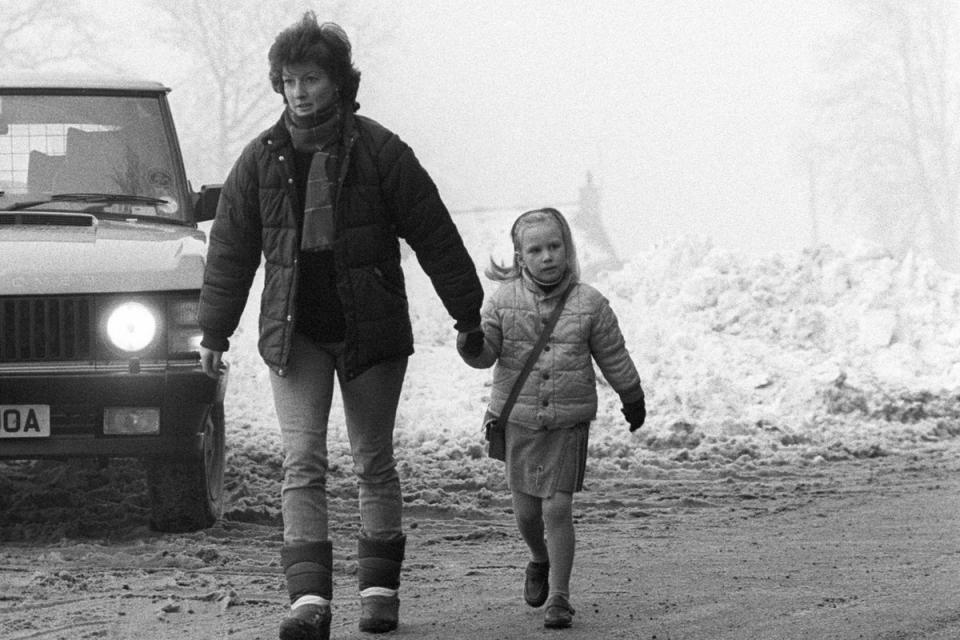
left=0, top=405, right=51, bottom=438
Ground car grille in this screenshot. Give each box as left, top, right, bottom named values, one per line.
left=0, top=296, right=94, bottom=362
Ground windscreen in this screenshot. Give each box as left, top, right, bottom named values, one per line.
left=0, top=93, right=188, bottom=220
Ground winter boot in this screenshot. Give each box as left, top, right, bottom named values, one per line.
left=279, top=541, right=333, bottom=640
left=357, top=534, right=405, bottom=633
left=278, top=604, right=330, bottom=640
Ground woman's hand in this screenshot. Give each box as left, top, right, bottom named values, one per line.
left=199, top=346, right=224, bottom=379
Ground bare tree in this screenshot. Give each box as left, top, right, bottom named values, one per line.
left=149, top=0, right=394, bottom=185
left=810, top=0, right=960, bottom=269
left=0, top=0, right=106, bottom=72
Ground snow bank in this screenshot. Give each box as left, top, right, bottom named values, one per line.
left=592, top=236, right=960, bottom=470
left=220, top=218, right=960, bottom=520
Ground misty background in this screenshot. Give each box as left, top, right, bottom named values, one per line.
left=5, top=0, right=959, bottom=268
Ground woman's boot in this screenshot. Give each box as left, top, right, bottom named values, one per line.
left=356, top=534, right=405, bottom=633
left=279, top=541, right=333, bottom=640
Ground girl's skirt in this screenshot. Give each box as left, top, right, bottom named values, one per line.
left=505, top=422, right=589, bottom=498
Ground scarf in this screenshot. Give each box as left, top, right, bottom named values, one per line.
left=285, top=105, right=342, bottom=252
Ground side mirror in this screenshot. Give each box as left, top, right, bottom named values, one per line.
left=194, top=184, right=222, bottom=223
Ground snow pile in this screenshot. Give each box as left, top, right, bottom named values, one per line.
left=593, top=236, right=960, bottom=469
left=217, top=218, right=960, bottom=522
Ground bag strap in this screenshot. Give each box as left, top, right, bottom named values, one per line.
left=496, top=281, right=575, bottom=429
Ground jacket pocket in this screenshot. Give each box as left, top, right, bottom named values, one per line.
left=350, top=264, right=408, bottom=321
left=367, top=264, right=407, bottom=299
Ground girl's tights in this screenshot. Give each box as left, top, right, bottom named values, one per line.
left=512, top=490, right=575, bottom=598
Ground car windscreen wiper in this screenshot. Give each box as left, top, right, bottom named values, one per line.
left=2, top=193, right=170, bottom=211
left=50, top=192, right=169, bottom=205
left=2, top=199, right=50, bottom=211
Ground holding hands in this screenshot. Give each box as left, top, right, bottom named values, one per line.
left=457, top=326, right=485, bottom=359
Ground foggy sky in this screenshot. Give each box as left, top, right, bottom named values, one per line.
left=362, top=0, right=843, bottom=258
left=75, top=0, right=843, bottom=257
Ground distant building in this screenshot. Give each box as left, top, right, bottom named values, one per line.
left=445, top=172, right=624, bottom=281
left=570, top=172, right=623, bottom=280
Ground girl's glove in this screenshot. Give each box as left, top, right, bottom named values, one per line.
left=621, top=393, right=646, bottom=432
left=457, top=327, right=485, bottom=358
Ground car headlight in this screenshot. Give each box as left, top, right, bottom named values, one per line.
left=167, top=297, right=202, bottom=357
left=105, top=302, right=158, bottom=352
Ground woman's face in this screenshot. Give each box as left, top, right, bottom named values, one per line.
left=518, top=219, right=567, bottom=284
left=282, top=62, right=338, bottom=118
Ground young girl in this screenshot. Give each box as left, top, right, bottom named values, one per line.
left=458, top=207, right=646, bottom=629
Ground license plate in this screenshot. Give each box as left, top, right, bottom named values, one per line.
left=0, top=405, right=51, bottom=438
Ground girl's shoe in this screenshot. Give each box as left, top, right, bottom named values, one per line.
left=543, top=594, right=575, bottom=629
left=523, top=561, right=550, bottom=607
left=279, top=604, right=331, bottom=640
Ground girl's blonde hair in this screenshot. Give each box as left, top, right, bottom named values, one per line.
left=485, top=207, right=581, bottom=282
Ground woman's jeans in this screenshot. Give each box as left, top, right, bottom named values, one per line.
left=271, top=333, right=408, bottom=544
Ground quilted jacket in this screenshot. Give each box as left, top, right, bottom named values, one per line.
left=464, top=273, right=644, bottom=430
left=199, top=110, right=483, bottom=379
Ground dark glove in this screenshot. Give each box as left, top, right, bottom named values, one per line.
left=457, top=327, right=485, bottom=358
left=622, top=393, right=646, bottom=432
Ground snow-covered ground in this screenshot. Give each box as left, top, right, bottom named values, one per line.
left=218, top=210, right=960, bottom=522
left=6, top=218, right=960, bottom=638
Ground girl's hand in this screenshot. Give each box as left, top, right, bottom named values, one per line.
left=621, top=393, right=646, bottom=432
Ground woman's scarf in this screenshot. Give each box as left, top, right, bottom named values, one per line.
left=285, top=104, right=342, bottom=252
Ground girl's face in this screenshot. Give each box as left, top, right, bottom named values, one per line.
left=517, top=220, right=567, bottom=284
left=282, top=62, right=338, bottom=118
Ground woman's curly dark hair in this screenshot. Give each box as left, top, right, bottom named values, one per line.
left=268, top=11, right=361, bottom=107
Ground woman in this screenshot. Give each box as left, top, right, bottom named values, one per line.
left=198, top=12, right=485, bottom=640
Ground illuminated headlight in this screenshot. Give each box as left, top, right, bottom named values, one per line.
left=103, top=407, right=160, bottom=435
left=106, top=302, right=158, bottom=352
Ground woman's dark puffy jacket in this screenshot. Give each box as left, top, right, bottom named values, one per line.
left=199, top=111, right=483, bottom=379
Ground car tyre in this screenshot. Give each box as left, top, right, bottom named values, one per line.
left=145, top=402, right=225, bottom=532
